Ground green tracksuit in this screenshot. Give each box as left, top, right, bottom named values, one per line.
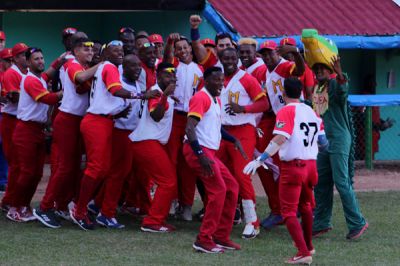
left=312, top=75, right=366, bottom=232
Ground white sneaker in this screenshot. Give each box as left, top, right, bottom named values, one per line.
left=20, top=206, right=37, bottom=222
left=285, top=255, right=312, bottom=265
left=242, top=223, right=260, bottom=239
left=55, top=210, right=72, bottom=221
left=181, top=205, right=192, bottom=221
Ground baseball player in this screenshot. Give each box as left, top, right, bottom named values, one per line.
left=0, top=43, right=29, bottom=211
left=149, top=34, right=164, bottom=60
left=244, top=77, right=326, bottom=265
left=34, top=37, right=100, bottom=228
left=69, top=40, right=141, bottom=230
left=137, top=42, right=159, bottom=90
left=311, top=57, right=368, bottom=240
left=163, top=33, right=204, bottom=220
left=129, top=62, right=178, bottom=233
left=253, top=40, right=306, bottom=230
left=238, top=38, right=265, bottom=77
left=7, top=47, right=64, bottom=222
left=185, top=66, right=245, bottom=253
left=217, top=47, right=269, bottom=239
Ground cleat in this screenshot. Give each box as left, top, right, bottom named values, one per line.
left=87, top=202, right=100, bottom=215
left=6, top=207, right=24, bottom=222
left=141, top=223, right=175, bottom=233
left=20, top=206, right=37, bottom=222
left=242, top=222, right=260, bottom=239
left=260, top=213, right=283, bottom=230
left=96, top=213, right=125, bottom=229
left=192, top=241, right=224, bottom=254
left=54, top=210, right=72, bottom=221
left=285, top=255, right=312, bottom=265
left=69, top=208, right=94, bottom=231
left=346, top=222, right=368, bottom=240
left=214, top=239, right=241, bottom=250
left=33, top=209, right=61, bottom=229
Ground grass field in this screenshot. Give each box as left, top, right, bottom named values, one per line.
left=0, top=191, right=399, bottom=265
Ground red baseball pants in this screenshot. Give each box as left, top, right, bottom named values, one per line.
left=256, top=115, right=281, bottom=215
left=40, top=111, right=83, bottom=211
left=0, top=114, right=18, bottom=206
left=12, top=120, right=46, bottom=208
left=280, top=159, right=318, bottom=256
left=183, top=143, right=239, bottom=243
left=131, top=140, right=177, bottom=226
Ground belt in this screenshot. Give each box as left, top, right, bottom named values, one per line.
left=174, top=110, right=188, bottom=116
left=282, top=159, right=307, bottom=167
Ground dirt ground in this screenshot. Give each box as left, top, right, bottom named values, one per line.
left=28, top=161, right=400, bottom=202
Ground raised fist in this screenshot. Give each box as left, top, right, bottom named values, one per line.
left=190, top=15, right=202, bottom=29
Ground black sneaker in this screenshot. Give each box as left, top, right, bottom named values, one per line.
left=233, top=208, right=242, bottom=225
left=196, top=208, right=205, bottom=221
left=69, top=209, right=94, bottom=231
left=33, top=208, right=61, bottom=229
left=346, top=222, right=368, bottom=240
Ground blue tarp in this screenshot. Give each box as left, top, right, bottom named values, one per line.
left=348, top=94, right=400, bottom=106
left=203, top=2, right=400, bottom=50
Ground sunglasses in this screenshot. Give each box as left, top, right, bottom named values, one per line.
left=107, top=40, right=124, bottom=47
left=143, top=42, right=155, bottom=48
left=163, top=67, right=176, bottom=74
left=82, top=41, right=94, bottom=48
left=119, top=27, right=135, bottom=34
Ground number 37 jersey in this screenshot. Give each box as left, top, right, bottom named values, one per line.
left=273, top=102, right=324, bottom=161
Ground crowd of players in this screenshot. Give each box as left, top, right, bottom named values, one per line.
left=0, top=14, right=368, bottom=264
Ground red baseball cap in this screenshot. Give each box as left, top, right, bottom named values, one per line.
left=0, top=48, right=13, bottom=59
left=280, top=37, right=296, bottom=46
left=62, top=27, right=77, bottom=36
left=0, top=31, right=5, bottom=40
left=149, top=34, right=164, bottom=44
left=200, top=38, right=216, bottom=47
left=12, top=43, right=29, bottom=57
left=258, top=40, right=278, bottom=51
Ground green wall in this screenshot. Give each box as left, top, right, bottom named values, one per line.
left=1, top=11, right=216, bottom=66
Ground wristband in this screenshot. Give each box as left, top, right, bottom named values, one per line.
left=257, top=152, right=270, bottom=162
left=189, top=140, right=204, bottom=156
left=191, top=28, right=200, bottom=41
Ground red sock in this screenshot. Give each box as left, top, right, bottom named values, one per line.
left=300, top=206, right=314, bottom=251
left=285, top=216, right=310, bottom=256
left=75, top=175, right=100, bottom=219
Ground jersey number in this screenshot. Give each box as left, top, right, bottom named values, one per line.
left=300, top=122, right=318, bottom=147
left=138, top=99, right=146, bottom=119
left=228, top=91, right=240, bottom=104
left=90, top=76, right=97, bottom=99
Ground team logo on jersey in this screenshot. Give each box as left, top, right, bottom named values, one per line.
left=276, top=121, right=285, bottom=128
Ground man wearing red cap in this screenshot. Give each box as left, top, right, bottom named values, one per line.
left=0, top=31, right=6, bottom=52
left=0, top=43, right=29, bottom=212
left=279, top=37, right=315, bottom=101
left=252, top=40, right=305, bottom=230
left=7, top=47, right=64, bottom=222
left=163, top=33, right=204, bottom=220
left=200, top=38, right=216, bottom=54
left=149, top=34, right=164, bottom=60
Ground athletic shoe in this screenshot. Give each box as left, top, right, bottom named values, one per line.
left=178, top=205, right=193, bottom=221
left=292, top=241, right=316, bottom=255
left=169, top=199, right=178, bottom=216
left=96, top=213, right=125, bottom=229
left=196, top=208, right=205, bottom=221
left=33, top=209, right=61, bottom=229
left=233, top=207, right=242, bottom=225
left=346, top=222, right=369, bottom=240
left=54, top=210, right=72, bottom=221
left=20, top=206, right=37, bottom=222
left=1, top=202, right=10, bottom=212
left=242, top=222, right=260, bottom=239
left=260, top=213, right=283, bottom=230
left=312, top=227, right=332, bottom=237
left=285, top=255, right=312, bottom=265
left=141, top=223, right=175, bottom=233
left=193, top=241, right=224, bottom=254
left=87, top=202, right=100, bottom=215
left=214, top=239, right=241, bottom=250
left=69, top=208, right=94, bottom=231
left=6, top=207, right=24, bottom=222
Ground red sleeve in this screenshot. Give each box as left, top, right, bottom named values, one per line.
left=67, top=62, right=85, bottom=84
left=101, top=64, right=122, bottom=94
left=240, top=74, right=266, bottom=102
left=171, top=57, right=180, bottom=68
left=24, top=76, right=49, bottom=101
left=148, top=93, right=169, bottom=112
left=273, top=105, right=295, bottom=138
left=300, top=66, right=315, bottom=88
left=198, top=51, right=218, bottom=70
left=37, top=92, right=59, bottom=105
left=275, top=61, right=295, bottom=78
left=187, top=91, right=211, bottom=120
left=2, top=69, right=22, bottom=94
left=251, top=64, right=267, bottom=85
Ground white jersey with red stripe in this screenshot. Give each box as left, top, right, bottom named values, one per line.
left=87, top=61, right=127, bottom=116
left=59, top=59, right=89, bottom=116
left=220, top=69, right=264, bottom=127
left=17, top=72, right=49, bottom=123
left=59, top=54, right=76, bottom=90
left=173, top=60, right=203, bottom=112
left=1, top=64, right=25, bottom=115
left=186, top=88, right=222, bottom=150
left=129, top=84, right=175, bottom=144
left=265, top=58, right=296, bottom=114
left=273, top=102, right=324, bottom=161
left=241, top=57, right=264, bottom=75
left=114, top=77, right=142, bottom=131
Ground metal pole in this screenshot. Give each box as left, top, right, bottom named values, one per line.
left=365, top=106, right=373, bottom=170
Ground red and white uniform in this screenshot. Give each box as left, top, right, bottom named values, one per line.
left=0, top=64, right=26, bottom=207
left=166, top=58, right=204, bottom=207
left=183, top=88, right=239, bottom=244
left=240, top=57, right=265, bottom=77
left=273, top=102, right=322, bottom=257
left=130, top=86, right=177, bottom=227
left=129, top=84, right=175, bottom=144
left=138, top=62, right=157, bottom=91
